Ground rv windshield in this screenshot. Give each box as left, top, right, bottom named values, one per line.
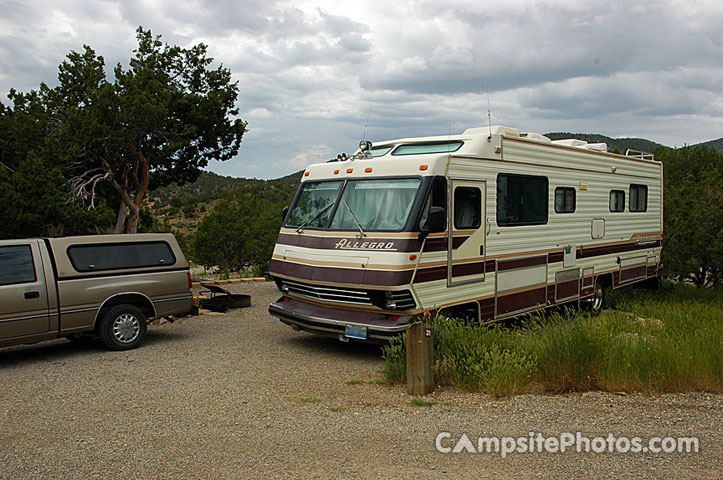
left=286, top=178, right=421, bottom=231
left=285, top=181, right=343, bottom=228
left=330, top=179, right=420, bottom=231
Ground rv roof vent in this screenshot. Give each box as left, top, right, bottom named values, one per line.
left=551, top=139, right=588, bottom=148
left=463, top=125, right=520, bottom=137
left=583, top=143, right=608, bottom=152
left=520, top=132, right=552, bottom=143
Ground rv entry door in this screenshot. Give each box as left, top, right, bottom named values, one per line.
left=447, top=179, right=487, bottom=286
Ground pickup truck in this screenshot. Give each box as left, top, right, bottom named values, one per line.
left=0, top=233, right=193, bottom=351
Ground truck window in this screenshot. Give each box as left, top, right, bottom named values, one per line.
left=67, top=242, right=176, bottom=272
left=609, top=190, right=625, bottom=212
left=454, top=186, right=481, bottom=229
left=629, top=184, right=648, bottom=212
left=554, top=187, right=576, bottom=213
left=496, top=174, right=548, bottom=226
left=0, top=245, right=37, bottom=286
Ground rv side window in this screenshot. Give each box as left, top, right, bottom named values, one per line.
left=0, top=245, right=37, bottom=286
left=67, top=242, right=176, bottom=272
left=554, top=187, right=576, bottom=213
left=496, top=174, right=548, bottom=226
left=629, top=184, right=648, bottom=212
left=454, top=187, right=482, bottom=229
left=419, top=177, right=447, bottom=230
left=609, top=190, right=625, bottom=212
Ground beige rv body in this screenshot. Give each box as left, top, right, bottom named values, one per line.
left=269, top=126, right=663, bottom=342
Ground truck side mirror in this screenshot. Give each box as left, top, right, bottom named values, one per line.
left=423, top=206, right=446, bottom=233
left=281, top=206, right=289, bottom=223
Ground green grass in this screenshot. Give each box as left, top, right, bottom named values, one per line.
left=409, top=398, right=435, bottom=407
left=345, top=379, right=364, bottom=385
left=382, top=282, right=722, bottom=396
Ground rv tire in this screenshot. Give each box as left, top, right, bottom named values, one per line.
left=585, top=282, right=605, bottom=313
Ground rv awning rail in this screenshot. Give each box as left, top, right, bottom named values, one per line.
left=625, top=149, right=655, bottom=161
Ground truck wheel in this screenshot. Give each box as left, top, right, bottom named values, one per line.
left=99, top=305, right=147, bottom=351
left=583, top=282, right=605, bottom=313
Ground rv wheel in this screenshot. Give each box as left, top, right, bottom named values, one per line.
left=585, top=283, right=605, bottom=313
left=99, top=304, right=148, bottom=351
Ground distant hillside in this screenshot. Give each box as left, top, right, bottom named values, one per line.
left=148, top=170, right=302, bottom=233
left=544, top=133, right=665, bottom=154
left=697, top=138, right=723, bottom=154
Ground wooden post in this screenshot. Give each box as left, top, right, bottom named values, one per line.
left=406, top=322, right=434, bottom=396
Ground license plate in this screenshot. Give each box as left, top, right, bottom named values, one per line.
left=345, top=325, right=367, bottom=340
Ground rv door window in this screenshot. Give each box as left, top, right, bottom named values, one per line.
left=454, top=187, right=482, bottom=229
left=629, top=184, right=648, bottom=212
left=609, top=190, right=625, bottom=212
left=285, top=181, right=343, bottom=228
left=330, top=179, right=420, bottom=231
left=496, top=174, right=549, bottom=226
left=554, top=187, right=576, bottom=213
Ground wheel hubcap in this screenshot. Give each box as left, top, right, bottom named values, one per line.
left=591, top=285, right=604, bottom=310
left=113, top=313, right=140, bottom=343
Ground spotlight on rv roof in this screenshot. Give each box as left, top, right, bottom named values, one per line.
left=359, top=140, right=373, bottom=153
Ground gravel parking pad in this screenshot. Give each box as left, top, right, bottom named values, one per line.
left=1, top=282, right=721, bottom=478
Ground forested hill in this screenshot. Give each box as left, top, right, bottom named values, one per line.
left=544, top=133, right=664, bottom=154
left=149, top=170, right=302, bottom=210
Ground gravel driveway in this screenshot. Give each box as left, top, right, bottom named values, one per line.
left=1, top=282, right=720, bottom=479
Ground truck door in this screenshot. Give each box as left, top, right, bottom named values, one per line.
left=448, top=179, right=487, bottom=286
left=0, top=240, right=51, bottom=340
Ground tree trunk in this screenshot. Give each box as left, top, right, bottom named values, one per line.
left=127, top=153, right=150, bottom=233
left=113, top=202, right=127, bottom=234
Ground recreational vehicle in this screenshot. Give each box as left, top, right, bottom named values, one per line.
left=268, top=126, right=662, bottom=342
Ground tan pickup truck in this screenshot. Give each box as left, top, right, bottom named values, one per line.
left=0, top=233, right=193, bottom=350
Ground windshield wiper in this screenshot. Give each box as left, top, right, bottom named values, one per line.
left=343, top=200, right=366, bottom=237
left=296, top=202, right=334, bottom=233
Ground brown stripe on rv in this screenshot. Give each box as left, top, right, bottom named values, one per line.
left=269, top=259, right=414, bottom=286
left=577, top=240, right=661, bottom=259
left=422, top=236, right=469, bottom=252
left=498, top=255, right=547, bottom=271
left=496, top=286, right=547, bottom=316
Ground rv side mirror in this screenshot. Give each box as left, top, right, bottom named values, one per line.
left=281, top=205, right=289, bottom=223
left=425, top=206, right=446, bottom=233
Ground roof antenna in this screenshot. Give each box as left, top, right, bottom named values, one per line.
left=487, top=83, right=492, bottom=141
left=362, top=105, right=372, bottom=142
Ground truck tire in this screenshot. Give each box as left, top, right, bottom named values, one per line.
left=99, top=304, right=147, bottom=351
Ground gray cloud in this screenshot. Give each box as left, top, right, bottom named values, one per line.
left=1, top=0, right=722, bottom=180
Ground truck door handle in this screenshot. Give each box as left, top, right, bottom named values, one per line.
left=24, top=291, right=40, bottom=299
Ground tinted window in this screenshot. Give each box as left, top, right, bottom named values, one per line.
left=610, top=190, right=625, bottom=212
left=392, top=141, right=463, bottom=156
left=630, top=184, right=648, bottom=212
left=454, top=186, right=482, bottom=229
left=497, top=174, right=548, bottom=226
left=68, top=242, right=176, bottom=272
left=554, top=187, right=576, bottom=213
left=0, top=245, right=36, bottom=286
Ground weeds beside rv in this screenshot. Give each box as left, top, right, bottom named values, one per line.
left=268, top=126, right=662, bottom=343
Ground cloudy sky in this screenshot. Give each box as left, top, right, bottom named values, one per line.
left=1, top=0, right=722, bottom=179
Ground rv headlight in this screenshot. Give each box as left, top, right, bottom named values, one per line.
left=281, top=284, right=289, bottom=294
left=384, top=291, right=397, bottom=310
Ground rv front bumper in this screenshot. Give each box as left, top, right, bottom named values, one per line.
left=268, top=297, right=413, bottom=343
